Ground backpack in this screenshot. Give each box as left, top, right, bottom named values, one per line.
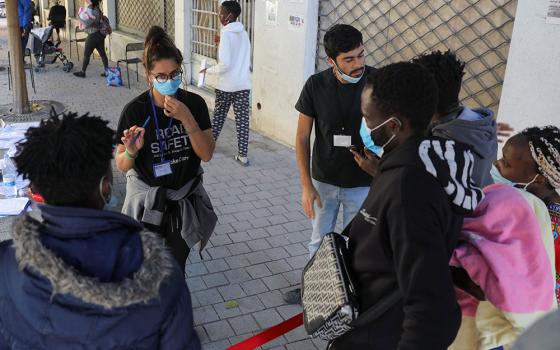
left=99, top=14, right=112, bottom=36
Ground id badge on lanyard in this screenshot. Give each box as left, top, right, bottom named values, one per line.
left=333, top=85, right=352, bottom=148
left=333, top=134, right=351, bottom=147
left=149, top=91, right=175, bottom=178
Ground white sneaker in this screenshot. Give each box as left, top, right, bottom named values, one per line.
left=234, top=155, right=249, bottom=166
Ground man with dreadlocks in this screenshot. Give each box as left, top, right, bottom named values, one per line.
left=0, top=111, right=201, bottom=349
left=412, top=50, right=498, bottom=187
left=493, top=125, right=560, bottom=303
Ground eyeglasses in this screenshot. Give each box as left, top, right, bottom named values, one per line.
left=152, top=69, right=183, bottom=84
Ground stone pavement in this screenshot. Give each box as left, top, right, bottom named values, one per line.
left=0, top=19, right=331, bottom=349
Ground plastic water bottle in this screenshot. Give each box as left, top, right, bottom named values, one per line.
left=2, top=154, right=17, bottom=198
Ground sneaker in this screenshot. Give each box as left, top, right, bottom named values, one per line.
left=234, top=155, right=249, bottom=166
left=100, top=71, right=107, bottom=77
left=282, top=288, right=302, bottom=305
left=73, top=71, right=86, bottom=78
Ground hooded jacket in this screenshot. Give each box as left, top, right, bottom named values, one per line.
left=207, top=21, right=251, bottom=92
left=430, top=107, right=497, bottom=188
left=0, top=204, right=200, bottom=350
left=330, top=136, right=483, bottom=350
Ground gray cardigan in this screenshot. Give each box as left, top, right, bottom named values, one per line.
left=121, top=168, right=217, bottom=253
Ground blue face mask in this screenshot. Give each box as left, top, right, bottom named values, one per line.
left=333, top=63, right=364, bottom=84
left=359, top=118, right=383, bottom=157
left=490, top=164, right=515, bottom=186
left=153, top=79, right=181, bottom=96
left=490, top=164, right=539, bottom=190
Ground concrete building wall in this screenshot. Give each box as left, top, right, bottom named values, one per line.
left=498, top=0, right=560, bottom=129
left=250, top=0, right=319, bottom=147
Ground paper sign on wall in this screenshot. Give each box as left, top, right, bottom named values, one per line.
left=265, top=0, right=278, bottom=26
left=547, top=0, right=560, bottom=24
left=289, top=14, right=305, bottom=31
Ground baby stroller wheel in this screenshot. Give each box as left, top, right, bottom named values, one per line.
left=63, top=62, right=74, bottom=73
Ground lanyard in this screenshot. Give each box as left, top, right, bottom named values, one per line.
left=148, top=91, right=175, bottom=160
left=333, top=69, right=364, bottom=134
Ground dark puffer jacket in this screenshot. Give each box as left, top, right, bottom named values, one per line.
left=0, top=204, right=200, bottom=350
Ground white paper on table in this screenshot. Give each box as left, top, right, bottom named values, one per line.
left=197, top=59, right=207, bottom=88
left=0, top=197, right=29, bottom=216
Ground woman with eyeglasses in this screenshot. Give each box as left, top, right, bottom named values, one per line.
left=116, top=26, right=216, bottom=272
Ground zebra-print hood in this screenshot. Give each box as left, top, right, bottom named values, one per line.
left=379, top=136, right=484, bottom=214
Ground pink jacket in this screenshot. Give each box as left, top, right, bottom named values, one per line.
left=451, top=183, right=555, bottom=316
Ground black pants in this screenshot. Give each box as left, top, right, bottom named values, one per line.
left=50, top=26, right=62, bottom=42
left=145, top=201, right=190, bottom=272
left=20, top=27, right=29, bottom=53
left=212, top=89, right=251, bottom=157
left=81, top=31, right=108, bottom=72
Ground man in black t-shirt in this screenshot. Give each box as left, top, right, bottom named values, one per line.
left=284, top=24, right=372, bottom=303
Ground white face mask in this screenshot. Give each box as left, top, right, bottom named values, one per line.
left=490, top=164, right=539, bottom=190
left=329, top=57, right=365, bottom=84
left=335, top=64, right=364, bottom=84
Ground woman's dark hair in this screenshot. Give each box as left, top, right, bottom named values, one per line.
left=143, top=26, right=183, bottom=72
left=90, top=0, right=101, bottom=8
left=222, top=1, right=241, bottom=19
left=13, top=111, right=115, bottom=206
left=412, top=50, right=465, bottom=115
left=365, top=62, right=439, bottom=133
left=323, top=24, right=363, bottom=60
left=521, top=126, right=560, bottom=189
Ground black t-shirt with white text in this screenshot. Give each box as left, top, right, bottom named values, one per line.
left=295, top=67, right=374, bottom=188
left=117, top=89, right=211, bottom=190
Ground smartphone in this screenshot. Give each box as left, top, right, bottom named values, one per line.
left=347, top=145, right=364, bottom=156
left=348, top=145, right=381, bottom=160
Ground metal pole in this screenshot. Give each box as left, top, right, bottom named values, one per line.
left=6, top=0, right=31, bottom=114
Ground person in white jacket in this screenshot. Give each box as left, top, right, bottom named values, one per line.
left=202, top=1, right=252, bottom=166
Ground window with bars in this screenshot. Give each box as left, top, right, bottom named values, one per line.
left=115, top=0, right=175, bottom=39
left=192, top=0, right=255, bottom=61
left=317, top=0, right=517, bottom=113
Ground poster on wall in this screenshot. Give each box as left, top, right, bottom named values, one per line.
left=546, top=0, right=560, bottom=24
left=265, top=0, right=278, bottom=26
left=289, top=14, right=305, bottom=31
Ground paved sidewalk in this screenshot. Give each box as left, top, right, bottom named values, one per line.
left=0, top=19, right=329, bottom=350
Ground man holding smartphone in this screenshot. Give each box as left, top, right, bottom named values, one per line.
left=283, top=24, right=373, bottom=304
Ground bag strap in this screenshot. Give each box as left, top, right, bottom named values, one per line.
left=350, top=289, right=401, bottom=327
left=339, top=214, right=403, bottom=327
left=339, top=217, right=354, bottom=238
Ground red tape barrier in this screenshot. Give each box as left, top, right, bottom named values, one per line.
left=226, top=312, right=304, bottom=350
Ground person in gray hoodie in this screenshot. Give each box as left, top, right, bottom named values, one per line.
left=412, top=50, right=498, bottom=187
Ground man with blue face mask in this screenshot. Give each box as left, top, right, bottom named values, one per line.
left=284, top=24, right=374, bottom=304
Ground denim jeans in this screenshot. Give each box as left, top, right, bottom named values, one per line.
left=308, top=179, right=369, bottom=257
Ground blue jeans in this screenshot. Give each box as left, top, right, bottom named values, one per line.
left=308, top=179, right=369, bottom=257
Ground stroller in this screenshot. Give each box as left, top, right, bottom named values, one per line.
left=29, top=26, right=73, bottom=73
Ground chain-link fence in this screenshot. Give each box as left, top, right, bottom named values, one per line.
left=317, top=0, right=517, bottom=113
left=116, top=0, right=175, bottom=39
